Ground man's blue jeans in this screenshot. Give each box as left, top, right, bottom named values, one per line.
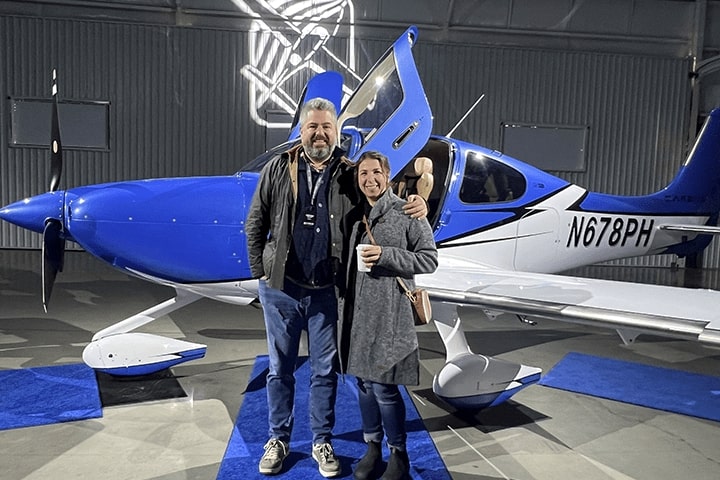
left=356, top=378, right=407, bottom=449
left=258, top=279, right=338, bottom=445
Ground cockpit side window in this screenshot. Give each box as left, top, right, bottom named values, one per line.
left=460, top=152, right=526, bottom=204
left=341, top=69, right=403, bottom=143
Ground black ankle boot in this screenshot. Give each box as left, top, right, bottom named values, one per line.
left=379, top=446, right=410, bottom=480
left=353, top=441, right=383, bottom=480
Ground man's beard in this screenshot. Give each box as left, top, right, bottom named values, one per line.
left=304, top=143, right=332, bottom=161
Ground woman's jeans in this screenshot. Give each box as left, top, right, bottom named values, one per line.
left=356, top=377, right=407, bottom=449
left=258, top=279, right=338, bottom=445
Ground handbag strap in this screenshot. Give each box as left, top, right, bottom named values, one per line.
left=395, top=276, right=414, bottom=298
left=362, top=215, right=415, bottom=300
left=362, top=215, right=377, bottom=245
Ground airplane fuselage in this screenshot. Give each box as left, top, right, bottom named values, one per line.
left=423, top=137, right=715, bottom=274
left=3, top=133, right=714, bottom=294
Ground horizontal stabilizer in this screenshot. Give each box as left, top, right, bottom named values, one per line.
left=659, top=224, right=720, bottom=235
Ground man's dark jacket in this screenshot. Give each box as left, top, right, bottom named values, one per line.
left=246, top=144, right=361, bottom=296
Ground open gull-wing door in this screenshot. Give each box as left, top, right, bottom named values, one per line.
left=338, top=25, right=432, bottom=174
left=287, top=71, right=344, bottom=142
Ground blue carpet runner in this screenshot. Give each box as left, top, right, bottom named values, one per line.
left=217, top=355, right=451, bottom=479
left=0, top=363, right=102, bottom=430
left=539, top=352, right=720, bottom=422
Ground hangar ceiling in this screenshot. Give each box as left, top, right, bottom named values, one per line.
left=1, top=0, right=717, bottom=56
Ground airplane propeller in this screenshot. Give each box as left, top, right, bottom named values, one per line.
left=42, top=69, right=66, bottom=311
left=42, top=219, right=65, bottom=312
left=49, top=70, right=63, bottom=192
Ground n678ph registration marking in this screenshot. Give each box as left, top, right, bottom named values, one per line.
left=566, top=216, right=654, bottom=248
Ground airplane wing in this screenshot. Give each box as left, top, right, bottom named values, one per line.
left=419, top=253, right=720, bottom=347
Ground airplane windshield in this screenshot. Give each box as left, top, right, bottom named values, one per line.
left=460, top=152, right=526, bottom=203
left=239, top=131, right=363, bottom=173
left=240, top=140, right=299, bottom=173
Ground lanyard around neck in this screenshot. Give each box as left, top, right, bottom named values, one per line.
left=304, top=160, right=326, bottom=206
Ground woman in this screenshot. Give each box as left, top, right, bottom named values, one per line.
left=342, top=151, right=438, bottom=480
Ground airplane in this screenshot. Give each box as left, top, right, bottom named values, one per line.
left=2, top=25, right=720, bottom=410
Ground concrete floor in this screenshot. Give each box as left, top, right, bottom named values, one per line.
left=1, top=249, right=719, bottom=480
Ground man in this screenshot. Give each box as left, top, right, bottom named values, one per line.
left=246, top=97, right=427, bottom=477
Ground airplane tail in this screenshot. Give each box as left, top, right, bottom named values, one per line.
left=643, top=108, right=720, bottom=258
left=653, top=108, right=720, bottom=215
left=578, top=108, right=720, bottom=259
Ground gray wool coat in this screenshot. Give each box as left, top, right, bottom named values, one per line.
left=342, top=188, right=438, bottom=386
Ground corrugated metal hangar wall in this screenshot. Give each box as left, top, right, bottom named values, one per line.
left=1, top=0, right=719, bottom=269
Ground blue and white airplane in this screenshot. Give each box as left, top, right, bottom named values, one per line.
left=3, top=26, right=720, bottom=410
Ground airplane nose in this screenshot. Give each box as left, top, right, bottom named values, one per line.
left=0, top=191, right=64, bottom=234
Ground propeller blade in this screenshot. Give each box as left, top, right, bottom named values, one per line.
left=42, top=219, right=65, bottom=312
left=49, top=69, right=63, bottom=193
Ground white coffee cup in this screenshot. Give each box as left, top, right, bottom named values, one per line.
left=356, top=244, right=372, bottom=272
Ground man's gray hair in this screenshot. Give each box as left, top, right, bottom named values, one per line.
left=299, top=97, right=338, bottom=126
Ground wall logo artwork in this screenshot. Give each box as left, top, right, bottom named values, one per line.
left=230, top=0, right=359, bottom=131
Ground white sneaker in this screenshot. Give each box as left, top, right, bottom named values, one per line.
left=312, top=442, right=341, bottom=478
left=259, top=438, right=289, bottom=475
